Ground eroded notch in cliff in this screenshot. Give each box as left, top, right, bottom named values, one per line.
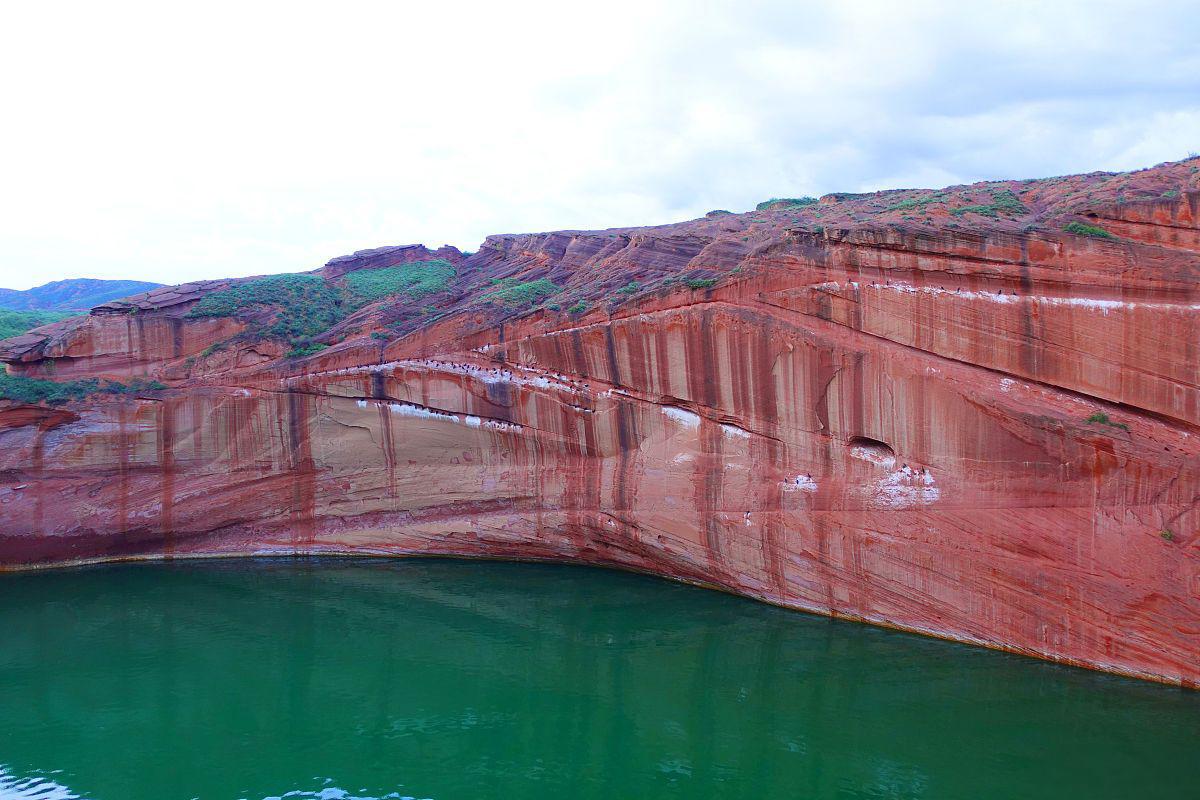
left=847, top=435, right=896, bottom=465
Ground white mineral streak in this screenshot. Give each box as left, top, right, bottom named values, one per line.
left=374, top=400, right=521, bottom=431
left=850, top=445, right=896, bottom=468
left=298, top=358, right=580, bottom=394
left=662, top=406, right=701, bottom=429
left=877, top=283, right=1200, bottom=315
left=392, top=358, right=578, bottom=392
left=388, top=402, right=450, bottom=420
left=872, top=466, right=939, bottom=508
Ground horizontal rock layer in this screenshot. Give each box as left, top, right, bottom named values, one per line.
left=2, top=159, right=1198, bottom=686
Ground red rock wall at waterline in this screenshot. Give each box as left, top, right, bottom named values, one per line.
left=1, top=161, right=1198, bottom=686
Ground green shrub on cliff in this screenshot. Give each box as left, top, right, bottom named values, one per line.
left=103, top=378, right=168, bottom=394
left=0, top=372, right=166, bottom=405
left=951, top=204, right=999, bottom=218
left=887, top=192, right=947, bottom=211
left=755, top=197, right=817, bottom=211
left=1063, top=221, right=1117, bottom=240
left=188, top=274, right=347, bottom=341
left=483, top=278, right=560, bottom=307
left=1086, top=411, right=1129, bottom=431
left=949, top=189, right=1027, bottom=218
left=343, top=260, right=455, bottom=301
left=285, top=342, right=328, bottom=359
left=0, top=372, right=100, bottom=404
left=187, top=263, right=458, bottom=351
left=987, top=189, right=1027, bottom=214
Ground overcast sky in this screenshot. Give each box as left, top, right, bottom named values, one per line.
left=1, top=0, right=1196, bottom=290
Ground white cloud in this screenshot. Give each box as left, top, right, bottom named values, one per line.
left=0, top=0, right=1195, bottom=289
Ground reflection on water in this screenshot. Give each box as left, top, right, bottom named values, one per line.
left=0, top=769, right=427, bottom=800
left=0, top=766, right=85, bottom=800
left=0, top=559, right=1196, bottom=800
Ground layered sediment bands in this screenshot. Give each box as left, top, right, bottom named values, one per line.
left=0, top=280, right=246, bottom=380
left=2, top=159, right=1199, bottom=685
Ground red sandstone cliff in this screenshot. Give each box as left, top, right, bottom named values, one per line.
left=2, top=159, right=1198, bottom=686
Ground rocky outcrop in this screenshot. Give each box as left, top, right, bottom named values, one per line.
left=320, top=243, right=463, bottom=279
left=2, top=158, right=1198, bottom=686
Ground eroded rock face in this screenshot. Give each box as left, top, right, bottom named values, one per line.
left=2, top=159, right=1199, bottom=686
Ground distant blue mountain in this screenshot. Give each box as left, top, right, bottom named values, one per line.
left=0, top=279, right=164, bottom=312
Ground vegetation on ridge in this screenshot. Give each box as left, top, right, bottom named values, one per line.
left=186, top=260, right=457, bottom=354
left=188, top=274, right=347, bottom=342
left=756, top=197, right=817, bottom=211
left=343, top=260, right=455, bottom=301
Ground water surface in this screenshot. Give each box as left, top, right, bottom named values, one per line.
left=0, top=559, right=1195, bottom=799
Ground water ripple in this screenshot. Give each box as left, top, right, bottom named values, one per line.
left=0, top=767, right=87, bottom=800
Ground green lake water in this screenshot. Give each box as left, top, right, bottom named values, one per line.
left=0, top=559, right=1196, bottom=800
